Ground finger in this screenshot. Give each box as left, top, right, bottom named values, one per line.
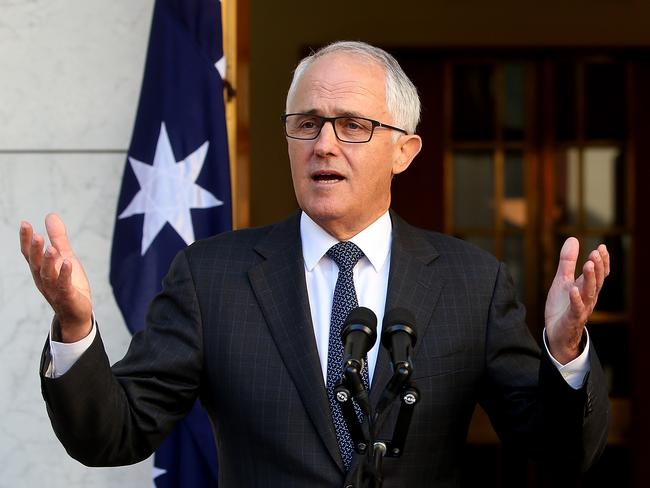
left=40, top=245, right=62, bottom=287
left=45, top=213, right=74, bottom=256
left=599, top=244, right=610, bottom=277
left=569, top=285, right=587, bottom=323
left=55, top=259, right=91, bottom=327
left=589, top=249, right=605, bottom=294
left=56, top=259, right=75, bottom=301
left=19, top=221, right=34, bottom=262
left=28, top=232, right=45, bottom=276
left=580, top=260, right=597, bottom=305
left=555, top=237, right=579, bottom=281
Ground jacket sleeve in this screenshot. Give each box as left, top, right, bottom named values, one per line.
left=479, top=262, right=609, bottom=473
left=40, top=250, right=204, bottom=466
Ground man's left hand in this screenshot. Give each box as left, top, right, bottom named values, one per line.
left=545, top=237, right=610, bottom=364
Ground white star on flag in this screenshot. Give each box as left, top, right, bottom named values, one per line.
left=119, top=121, right=223, bottom=255
left=215, top=55, right=226, bottom=80
left=152, top=466, right=167, bottom=486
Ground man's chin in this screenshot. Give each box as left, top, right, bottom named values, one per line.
left=302, top=207, right=344, bottom=226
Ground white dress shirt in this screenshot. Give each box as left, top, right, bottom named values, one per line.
left=50, top=210, right=591, bottom=389
left=300, top=211, right=392, bottom=385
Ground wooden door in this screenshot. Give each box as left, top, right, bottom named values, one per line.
left=392, top=49, right=642, bottom=487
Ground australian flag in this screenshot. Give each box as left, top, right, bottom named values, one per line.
left=110, top=0, right=230, bottom=486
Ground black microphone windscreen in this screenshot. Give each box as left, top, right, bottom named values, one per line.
left=382, top=307, right=416, bottom=330
left=381, top=307, right=417, bottom=349
left=345, top=306, right=377, bottom=329
left=342, top=307, right=377, bottom=344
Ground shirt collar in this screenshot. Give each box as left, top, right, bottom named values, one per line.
left=300, top=211, right=392, bottom=273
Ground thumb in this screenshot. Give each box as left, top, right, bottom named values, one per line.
left=555, top=237, right=579, bottom=281
left=45, top=213, right=74, bottom=256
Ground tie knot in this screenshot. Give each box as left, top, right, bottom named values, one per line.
left=327, top=241, right=365, bottom=271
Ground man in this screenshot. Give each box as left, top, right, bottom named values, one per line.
left=20, top=41, right=609, bottom=487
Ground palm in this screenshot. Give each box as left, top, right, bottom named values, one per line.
left=545, top=270, right=585, bottom=333
left=46, top=216, right=92, bottom=303
left=51, top=249, right=92, bottom=322
left=544, top=237, right=608, bottom=363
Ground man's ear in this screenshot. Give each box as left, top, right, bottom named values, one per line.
left=392, top=134, right=423, bottom=175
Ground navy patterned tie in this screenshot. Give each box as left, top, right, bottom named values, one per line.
left=326, top=241, right=370, bottom=470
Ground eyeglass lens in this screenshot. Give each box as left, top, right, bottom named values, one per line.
left=285, top=114, right=374, bottom=142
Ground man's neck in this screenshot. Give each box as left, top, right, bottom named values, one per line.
left=306, top=211, right=390, bottom=241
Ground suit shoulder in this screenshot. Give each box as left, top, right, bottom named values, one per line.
left=188, top=223, right=274, bottom=252
left=178, top=227, right=271, bottom=268
left=402, top=226, right=508, bottom=301
left=434, top=232, right=497, bottom=262
left=181, top=213, right=299, bottom=262
left=405, top=223, right=499, bottom=267
left=390, top=212, right=503, bottom=292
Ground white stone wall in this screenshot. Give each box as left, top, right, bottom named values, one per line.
left=0, top=1, right=155, bottom=486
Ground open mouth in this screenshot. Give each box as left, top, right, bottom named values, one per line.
left=312, top=171, right=344, bottom=182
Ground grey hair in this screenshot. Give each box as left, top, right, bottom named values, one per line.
left=285, top=41, right=421, bottom=135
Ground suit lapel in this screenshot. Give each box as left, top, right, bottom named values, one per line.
left=370, top=212, right=444, bottom=406
left=247, top=213, right=344, bottom=471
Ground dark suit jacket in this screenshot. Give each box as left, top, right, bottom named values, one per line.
left=41, top=211, right=609, bottom=487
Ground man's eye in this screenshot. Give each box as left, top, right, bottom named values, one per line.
left=340, top=118, right=373, bottom=132
left=342, top=119, right=363, bottom=130
left=299, top=120, right=317, bottom=129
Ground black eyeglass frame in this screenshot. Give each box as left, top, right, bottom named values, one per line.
left=281, top=113, right=408, bottom=143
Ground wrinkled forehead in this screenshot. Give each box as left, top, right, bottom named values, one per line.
left=287, top=53, right=387, bottom=115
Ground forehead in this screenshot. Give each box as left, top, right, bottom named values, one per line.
left=288, top=53, right=387, bottom=116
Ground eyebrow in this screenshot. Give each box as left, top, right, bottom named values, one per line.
left=301, top=109, right=367, bottom=118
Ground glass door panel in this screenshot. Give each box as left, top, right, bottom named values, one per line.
left=503, top=63, right=525, bottom=140
left=503, top=151, right=526, bottom=229
left=584, top=147, right=625, bottom=227
left=452, top=64, right=495, bottom=140
left=453, top=151, right=494, bottom=230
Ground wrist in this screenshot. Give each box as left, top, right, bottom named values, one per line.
left=53, top=316, right=93, bottom=343
left=547, top=329, right=587, bottom=365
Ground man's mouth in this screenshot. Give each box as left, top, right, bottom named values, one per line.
left=312, top=171, right=344, bottom=182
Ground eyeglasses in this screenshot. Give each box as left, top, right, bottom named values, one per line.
left=282, top=113, right=407, bottom=143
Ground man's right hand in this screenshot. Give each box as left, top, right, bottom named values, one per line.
left=20, top=213, right=93, bottom=343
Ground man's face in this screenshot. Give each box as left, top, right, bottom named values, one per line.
left=285, top=53, right=420, bottom=239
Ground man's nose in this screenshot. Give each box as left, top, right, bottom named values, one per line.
left=313, top=120, right=339, bottom=154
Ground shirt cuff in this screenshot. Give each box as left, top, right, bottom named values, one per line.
left=46, top=316, right=97, bottom=378
left=543, top=328, right=591, bottom=390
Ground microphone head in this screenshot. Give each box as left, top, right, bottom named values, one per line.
left=381, top=307, right=417, bottom=350
left=341, top=306, right=378, bottom=351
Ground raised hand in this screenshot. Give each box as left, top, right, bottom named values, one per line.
left=19, top=213, right=93, bottom=343
left=545, top=237, right=610, bottom=364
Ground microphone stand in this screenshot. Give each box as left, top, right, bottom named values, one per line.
left=335, top=362, right=371, bottom=457
left=335, top=362, right=420, bottom=488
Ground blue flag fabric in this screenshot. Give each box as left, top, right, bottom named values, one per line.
left=110, top=0, right=229, bottom=485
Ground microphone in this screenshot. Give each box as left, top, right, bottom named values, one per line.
left=376, top=308, right=417, bottom=416
left=341, top=307, right=377, bottom=415
left=381, top=307, right=417, bottom=371
left=342, top=306, right=378, bottom=371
